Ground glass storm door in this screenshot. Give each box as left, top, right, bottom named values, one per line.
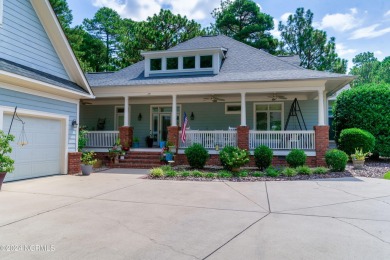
left=160, top=114, right=171, bottom=142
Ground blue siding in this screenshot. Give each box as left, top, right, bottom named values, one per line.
left=284, top=100, right=318, bottom=130
left=0, top=0, right=70, bottom=80
left=0, top=88, right=77, bottom=151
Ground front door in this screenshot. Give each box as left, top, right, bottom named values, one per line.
left=160, top=114, right=171, bottom=143
left=151, top=106, right=181, bottom=146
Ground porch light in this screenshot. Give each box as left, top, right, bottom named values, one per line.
left=190, top=112, right=195, bottom=120
left=138, top=113, right=142, bottom=121
left=71, top=119, right=78, bottom=128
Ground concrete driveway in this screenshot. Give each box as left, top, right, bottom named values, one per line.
left=1, top=169, right=390, bottom=260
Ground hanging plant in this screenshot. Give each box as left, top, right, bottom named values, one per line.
left=0, top=130, right=15, bottom=173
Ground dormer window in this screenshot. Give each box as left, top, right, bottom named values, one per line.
left=150, top=58, right=162, bottom=71
left=200, top=55, right=213, bottom=68
left=167, top=57, right=178, bottom=70
left=183, top=56, right=195, bottom=69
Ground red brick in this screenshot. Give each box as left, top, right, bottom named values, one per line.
left=119, top=126, right=134, bottom=148
left=68, top=152, right=81, bottom=174
left=314, top=125, right=330, bottom=167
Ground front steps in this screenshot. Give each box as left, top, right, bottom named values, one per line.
left=111, top=151, right=162, bottom=169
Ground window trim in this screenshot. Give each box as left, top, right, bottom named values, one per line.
left=225, top=103, right=241, bottom=114
left=253, top=102, right=284, bottom=131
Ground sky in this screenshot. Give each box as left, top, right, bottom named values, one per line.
left=67, top=0, right=390, bottom=71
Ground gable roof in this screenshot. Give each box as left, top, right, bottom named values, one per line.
left=29, top=0, right=94, bottom=97
left=0, top=58, right=89, bottom=95
left=87, top=35, right=353, bottom=87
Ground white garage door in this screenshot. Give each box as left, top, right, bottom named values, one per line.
left=3, top=114, right=63, bottom=182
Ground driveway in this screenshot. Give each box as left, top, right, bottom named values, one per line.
left=1, top=169, right=390, bottom=259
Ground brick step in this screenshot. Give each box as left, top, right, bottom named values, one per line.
left=127, top=152, right=161, bottom=156
left=120, top=158, right=161, bottom=163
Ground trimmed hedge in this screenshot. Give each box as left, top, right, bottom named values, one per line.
left=286, top=149, right=307, bottom=168
left=333, top=84, right=390, bottom=157
left=185, top=143, right=209, bottom=169
left=325, top=149, right=348, bottom=172
left=254, top=145, right=273, bottom=170
left=339, top=128, right=375, bottom=155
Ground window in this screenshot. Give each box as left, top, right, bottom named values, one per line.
left=254, top=103, right=283, bottom=131
left=225, top=103, right=241, bottom=114
left=166, top=57, right=178, bottom=70
left=150, top=58, right=162, bottom=71
left=200, top=55, right=213, bottom=68
left=183, top=56, right=195, bottom=69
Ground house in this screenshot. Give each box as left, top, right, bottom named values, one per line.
left=83, top=35, right=354, bottom=167
left=0, top=0, right=94, bottom=181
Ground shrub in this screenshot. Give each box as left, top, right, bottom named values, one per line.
left=0, top=131, right=15, bottom=173
left=296, top=165, right=312, bottom=175
left=184, top=143, right=209, bottom=169
left=160, top=165, right=172, bottom=174
left=180, top=171, right=190, bottom=177
left=254, top=145, right=273, bottom=170
left=217, top=170, right=233, bottom=178
left=286, top=149, right=307, bottom=168
left=78, top=128, right=88, bottom=152
left=219, top=146, right=250, bottom=171
left=282, top=167, right=298, bottom=177
left=339, top=128, right=375, bottom=156
left=333, top=84, right=390, bottom=157
left=150, top=168, right=164, bottom=178
left=384, top=171, right=390, bottom=180
left=325, top=149, right=348, bottom=172
left=312, top=167, right=329, bottom=174
left=239, top=170, right=248, bottom=177
left=265, top=166, right=280, bottom=177
left=191, top=170, right=203, bottom=178
left=203, top=172, right=215, bottom=178
left=252, top=172, right=264, bottom=177
left=165, top=170, right=177, bottom=177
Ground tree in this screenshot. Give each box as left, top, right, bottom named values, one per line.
left=83, top=7, right=123, bottom=71
left=49, top=0, right=73, bottom=29
left=278, top=8, right=347, bottom=74
left=211, top=0, right=277, bottom=53
left=349, top=52, right=390, bottom=87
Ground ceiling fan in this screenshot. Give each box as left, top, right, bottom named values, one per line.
left=268, top=93, right=287, bottom=101
left=203, top=95, right=225, bottom=102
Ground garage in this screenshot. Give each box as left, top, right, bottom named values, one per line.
left=3, top=113, right=64, bottom=182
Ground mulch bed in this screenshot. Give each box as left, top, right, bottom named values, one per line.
left=146, top=159, right=390, bottom=182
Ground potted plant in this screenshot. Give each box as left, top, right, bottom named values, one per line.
left=133, top=137, right=140, bottom=148
left=145, top=136, right=153, bottom=148
left=81, top=151, right=97, bottom=176
left=0, top=131, right=15, bottom=190
left=159, top=139, right=166, bottom=149
left=351, top=148, right=371, bottom=169
left=122, top=141, right=130, bottom=152
left=108, top=138, right=122, bottom=164
left=167, top=141, right=176, bottom=153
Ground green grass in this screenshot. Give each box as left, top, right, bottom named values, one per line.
left=191, top=170, right=203, bottom=178
left=217, top=170, right=233, bottom=178
left=384, top=171, right=390, bottom=180
left=203, top=172, right=215, bottom=178
left=252, top=171, right=265, bottom=177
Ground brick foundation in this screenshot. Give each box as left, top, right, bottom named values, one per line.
left=237, top=126, right=249, bottom=150
left=68, top=152, right=81, bottom=174
left=167, top=126, right=179, bottom=154
left=314, top=125, right=329, bottom=167
left=119, top=126, right=134, bottom=148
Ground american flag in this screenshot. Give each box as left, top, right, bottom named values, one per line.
left=181, top=112, right=188, bottom=143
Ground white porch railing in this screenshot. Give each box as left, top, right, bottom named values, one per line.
left=85, top=131, right=119, bottom=148
left=249, top=130, right=315, bottom=150
left=179, top=130, right=237, bottom=149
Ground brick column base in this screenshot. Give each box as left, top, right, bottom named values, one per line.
left=237, top=126, right=250, bottom=150
left=167, top=126, right=179, bottom=154
left=314, top=125, right=330, bottom=167
left=68, top=152, right=81, bottom=175
left=119, top=126, right=134, bottom=148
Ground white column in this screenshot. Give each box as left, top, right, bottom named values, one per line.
left=124, top=96, right=129, bottom=126
left=172, top=95, right=177, bottom=126
left=318, top=90, right=325, bottom=126
left=240, top=92, right=246, bottom=126
left=324, top=91, right=328, bottom=125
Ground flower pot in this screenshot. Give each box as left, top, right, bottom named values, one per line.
left=0, top=172, right=7, bottom=190
left=81, top=164, right=93, bottom=176
left=146, top=138, right=153, bottom=148
left=168, top=146, right=176, bottom=153
left=353, top=159, right=365, bottom=169
left=165, top=153, right=173, bottom=161
left=160, top=141, right=166, bottom=148
left=123, top=147, right=130, bottom=152
left=133, top=142, right=140, bottom=148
